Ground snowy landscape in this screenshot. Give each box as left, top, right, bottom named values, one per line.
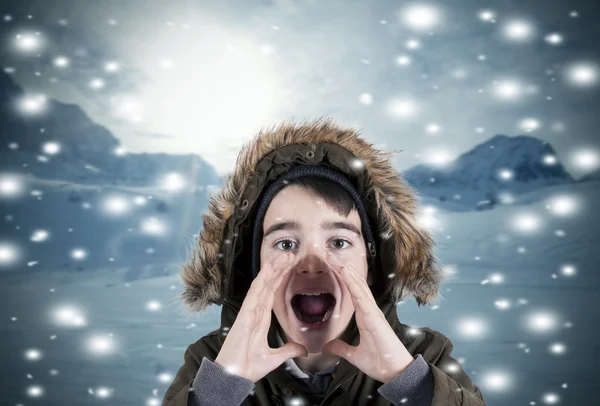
left=2, top=68, right=599, bottom=405
left=2, top=1, right=600, bottom=405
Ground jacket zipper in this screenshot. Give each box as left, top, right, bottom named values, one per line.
left=318, top=372, right=358, bottom=406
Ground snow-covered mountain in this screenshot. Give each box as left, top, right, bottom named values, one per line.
left=0, top=71, right=220, bottom=187
left=403, top=134, right=575, bottom=211
left=0, top=72, right=222, bottom=273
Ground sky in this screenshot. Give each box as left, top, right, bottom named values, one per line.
left=1, top=0, right=599, bottom=177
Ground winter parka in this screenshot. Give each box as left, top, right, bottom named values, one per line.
left=162, top=119, right=486, bottom=406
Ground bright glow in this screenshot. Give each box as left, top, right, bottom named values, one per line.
left=498, top=192, right=516, bottom=204
left=502, top=19, right=536, bottom=42
left=94, top=387, right=113, bottom=399
left=71, top=248, right=88, bottom=260
left=490, top=273, right=505, bottom=284
left=160, top=59, right=174, bottom=69
left=359, top=93, right=373, bottom=105
left=161, top=173, right=186, bottom=192
left=405, top=39, right=421, bottom=49
left=105, top=61, right=120, bottom=72
left=350, top=158, right=365, bottom=170
left=14, top=32, right=42, bottom=52
left=141, top=217, right=167, bottom=236
left=146, top=300, right=162, bottom=311
left=103, top=196, right=131, bottom=216
left=26, top=385, right=44, bottom=398
left=417, top=206, right=440, bottom=231
left=30, top=229, right=50, bottom=242
left=158, top=373, right=173, bottom=383
left=543, top=154, right=558, bottom=165
left=118, top=26, right=287, bottom=174
left=52, top=305, right=87, bottom=327
left=566, top=62, right=598, bottom=87
left=542, top=392, right=560, bottom=404
left=519, top=117, right=541, bottom=132
left=571, top=149, right=599, bottom=171
left=110, top=94, right=144, bottom=123
left=400, top=4, right=441, bottom=31
left=388, top=98, right=418, bottom=118
left=478, top=10, right=495, bottom=22
left=512, top=213, right=542, bottom=233
left=498, top=169, right=513, bottom=180
left=481, top=370, right=512, bottom=391
left=54, top=56, right=70, bottom=68
left=544, top=33, right=563, bottom=45
left=457, top=318, right=488, bottom=339
left=547, top=195, right=578, bottom=216
left=134, top=196, right=147, bottom=206
left=425, top=123, right=441, bottom=134
left=89, top=78, right=105, bottom=89
left=0, top=174, right=25, bottom=198
left=86, top=334, right=116, bottom=355
left=17, top=94, right=47, bottom=115
left=549, top=342, right=567, bottom=355
left=396, top=55, right=412, bottom=66
left=42, top=141, right=61, bottom=155
left=560, top=264, right=577, bottom=277
left=494, top=299, right=511, bottom=310
left=423, top=148, right=456, bottom=166
left=25, top=348, right=43, bottom=361
left=525, top=310, right=559, bottom=333
left=0, top=242, right=20, bottom=266
left=492, top=79, right=523, bottom=101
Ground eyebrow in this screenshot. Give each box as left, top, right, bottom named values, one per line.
left=263, top=220, right=362, bottom=239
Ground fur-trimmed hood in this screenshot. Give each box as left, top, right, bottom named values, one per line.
left=180, top=118, right=445, bottom=314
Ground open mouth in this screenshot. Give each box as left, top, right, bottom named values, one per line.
left=290, top=292, right=337, bottom=327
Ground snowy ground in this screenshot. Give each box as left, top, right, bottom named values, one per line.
left=2, top=180, right=599, bottom=406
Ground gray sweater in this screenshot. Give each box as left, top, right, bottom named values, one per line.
left=187, top=353, right=434, bottom=405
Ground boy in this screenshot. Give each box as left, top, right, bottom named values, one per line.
left=162, top=119, right=486, bottom=405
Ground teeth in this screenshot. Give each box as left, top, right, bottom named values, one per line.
left=298, top=292, right=328, bottom=296
left=322, top=306, right=333, bottom=322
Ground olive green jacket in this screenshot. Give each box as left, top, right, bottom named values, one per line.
left=162, top=119, right=487, bottom=405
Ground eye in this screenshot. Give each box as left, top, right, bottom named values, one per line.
left=330, top=238, right=352, bottom=250
left=274, top=239, right=297, bottom=251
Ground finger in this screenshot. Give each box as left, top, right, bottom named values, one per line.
left=256, top=257, right=296, bottom=332
left=241, top=252, right=293, bottom=313
left=322, top=338, right=356, bottom=362
left=325, top=252, right=377, bottom=314
left=271, top=342, right=308, bottom=366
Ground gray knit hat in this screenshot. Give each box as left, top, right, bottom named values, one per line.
left=251, top=164, right=377, bottom=279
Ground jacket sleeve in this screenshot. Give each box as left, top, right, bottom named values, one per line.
left=428, top=337, right=486, bottom=405
left=377, top=354, right=434, bottom=405
left=187, top=358, right=255, bottom=406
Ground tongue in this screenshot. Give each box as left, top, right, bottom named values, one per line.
left=296, top=295, right=329, bottom=316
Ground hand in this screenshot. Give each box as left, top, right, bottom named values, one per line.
left=322, top=251, right=415, bottom=384
left=214, top=252, right=308, bottom=383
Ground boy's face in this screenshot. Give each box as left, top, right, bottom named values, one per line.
left=260, top=185, right=371, bottom=353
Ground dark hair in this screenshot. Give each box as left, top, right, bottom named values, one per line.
left=284, top=176, right=356, bottom=218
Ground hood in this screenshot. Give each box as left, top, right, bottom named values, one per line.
left=180, top=118, right=445, bottom=316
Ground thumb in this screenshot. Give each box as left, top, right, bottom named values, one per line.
left=322, top=339, right=355, bottom=360
left=275, top=342, right=309, bottom=363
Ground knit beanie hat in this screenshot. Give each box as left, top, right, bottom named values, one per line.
left=251, top=164, right=377, bottom=279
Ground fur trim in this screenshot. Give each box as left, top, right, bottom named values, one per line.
left=180, top=118, right=445, bottom=312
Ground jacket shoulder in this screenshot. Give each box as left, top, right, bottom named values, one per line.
left=397, top=322, right=451, bottom=362
left=187, top=328, right=222, bottom=361
left=161, top=329, right=222, bottom=406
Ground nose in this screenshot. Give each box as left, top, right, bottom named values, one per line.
left=293, top=243, right=328, bottom=276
